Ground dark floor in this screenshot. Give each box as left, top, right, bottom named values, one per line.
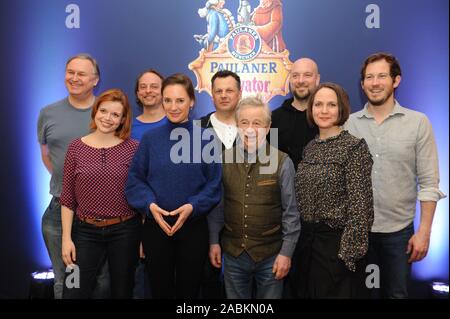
left=25, top=278, right=449, bottom=299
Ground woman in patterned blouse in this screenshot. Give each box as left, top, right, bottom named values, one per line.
left=60, top=89, right=140, bottom=298
left=294, top=82, right=374, bottom=298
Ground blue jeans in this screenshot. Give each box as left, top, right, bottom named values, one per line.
left=41, top=197, right=65, bottom=299
left=224, top=251, right=283, bottom=299
left=367, top=222, right=414, bottom=299
left=42, top=197, right=111, bottom=299
left=63, top=215, right=141, bottom=299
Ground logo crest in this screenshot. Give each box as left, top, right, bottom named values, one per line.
left=190, top=0, right=293, bottom=102
left=227, top=26, right=262, bottom=61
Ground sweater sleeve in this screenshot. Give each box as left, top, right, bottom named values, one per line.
left=125, top=135, right=157, bottom=217
left=207, top=184, right=224, bottom=245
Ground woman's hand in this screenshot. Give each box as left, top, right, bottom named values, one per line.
left=169, top=204, right=193, bottom=235
left=149, top=203, right=172, bottom=236
left=62, top=237, right=76, bottom=267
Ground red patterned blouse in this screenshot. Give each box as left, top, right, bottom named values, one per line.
left=60, top=138, right=139, bottom=219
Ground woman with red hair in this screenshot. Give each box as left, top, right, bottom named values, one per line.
left=60, top=89, right=140, bottom=299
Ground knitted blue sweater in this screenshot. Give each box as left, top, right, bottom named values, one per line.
left=125, top=120, right=222, bottom=220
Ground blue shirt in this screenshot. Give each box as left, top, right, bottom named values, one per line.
left=130, top=116, right=169, bottom=141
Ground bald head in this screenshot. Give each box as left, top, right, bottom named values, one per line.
left=289, top=58, right=320, bottom=106
left=293, top=58, right=319, bottom=74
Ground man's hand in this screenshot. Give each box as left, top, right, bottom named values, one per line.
left=272, top=254, right=291, bottom=280
left=169, top=204, right=194, bottom=235
left=149, top=203, right=172, bottom=236
left=407, top=230, right=430, bottom=263
left=209, top=244, right=222, bottom=268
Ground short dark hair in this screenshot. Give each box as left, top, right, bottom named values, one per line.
left=66, top=53, right=100, bottom=79
left=307, top=82, right=350, bottom=127
left=134, top=69, right=164, bottom=110
left=90, top=89, right=132, bottom=140
left=162, top=73, right=196, bottom=103
left=211, top=70, right=241, bottom=91
left=361, top=52, right=402, bottom=81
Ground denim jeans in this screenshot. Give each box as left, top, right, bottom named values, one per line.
left=63, top=215, right=140, bottom=299
left=367, top=222, right=414, bottom=299
left=41, top=197, right=65, bottom=299
left=42, top=197, right=111, bottom=299
left=224, top=251, right=283, bottom=299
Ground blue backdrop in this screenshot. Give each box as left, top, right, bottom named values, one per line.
left=0, top=0, right=447, bottom=297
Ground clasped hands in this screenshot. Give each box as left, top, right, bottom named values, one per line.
left=149, top=203, right=193, bottom=236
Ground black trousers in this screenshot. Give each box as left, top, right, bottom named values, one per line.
left=295, top=221, right=368, bottom=299
left=142, top=216, right=209, bottom=299
left=63, top=215, right=141, bottom=299
left=199, top=260, right=224, bottom=299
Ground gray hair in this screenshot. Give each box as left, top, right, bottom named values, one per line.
left=235, top=95, right=271, bottom=125
left=65, top=53, right=100, bottom=78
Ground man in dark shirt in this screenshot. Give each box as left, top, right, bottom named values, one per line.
left=269, top=57, right=320, bottom=298
left=270, top=58, right=320, bottom=170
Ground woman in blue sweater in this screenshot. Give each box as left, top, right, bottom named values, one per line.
left=126, top=73, right=222, bottom=298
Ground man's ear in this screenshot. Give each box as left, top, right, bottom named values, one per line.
left=393, top=75, right=401, bottom=89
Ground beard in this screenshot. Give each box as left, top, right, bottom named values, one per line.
left=291, top=86, right=310, bottom=103
left=366, top=88, right=394, bottom=106
left=140, top=96, right=161, bottom=108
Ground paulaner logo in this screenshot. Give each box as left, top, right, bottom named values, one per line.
left=228, top=26, right=262, bottom=61
left=190, top=0, right=293, bottom=102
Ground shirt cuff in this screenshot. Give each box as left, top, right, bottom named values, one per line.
left=418, top=188, right=447, bottom=202
left=279, top=240, right=296, bottom=258
left=209, top=231, right=220, bottom=246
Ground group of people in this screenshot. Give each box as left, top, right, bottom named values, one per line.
left=38, top=52, right=445, bottom=299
